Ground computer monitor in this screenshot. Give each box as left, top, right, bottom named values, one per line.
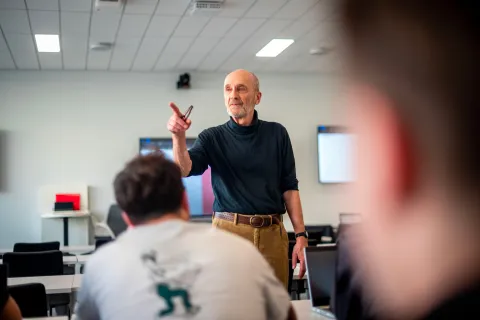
left=139, top=138, right=214, bottom=216
left=317, top=126, right=355, bottom=184
left=305, top=245, right=338, bottom=308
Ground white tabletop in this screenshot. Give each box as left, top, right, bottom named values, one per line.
left=292, top=300, right=335, bottom=319
left=75, top=254, right=90, bottom=264
left=293, top=265, right=308, bottom=280
left=41, top=211, right=90, bottom=219
left=8, top=275, right=74, bottom=294
left=72, top=274, right=82, bottom=291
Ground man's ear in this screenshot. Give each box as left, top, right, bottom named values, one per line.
left=122, top=212, right=134, bottom=228
left=255, top=91, right=262, bottom=105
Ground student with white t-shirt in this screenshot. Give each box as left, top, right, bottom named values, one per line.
left=75, top=154, right=296, bottom=320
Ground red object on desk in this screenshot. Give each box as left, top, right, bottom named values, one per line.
left=55, top=194, right=81, bottom=210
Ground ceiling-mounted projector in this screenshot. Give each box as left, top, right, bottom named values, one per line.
left=95, top=0, right=124, bottom=10
left=189, top=0, right=225, bottom=16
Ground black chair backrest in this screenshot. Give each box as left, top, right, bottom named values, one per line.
left=13, top=241, right=60, bottom=253
left=106, top=204, right=128, bottom=237
left=2, top=251, right=63, bottom=278
left=8, top=283, right=48, bottom=317
left=306, top=225, right=336, bottom=244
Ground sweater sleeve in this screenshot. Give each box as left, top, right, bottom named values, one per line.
left=280, top=127, right=299, bottom=193
left=187, top=130, right=210, bottom=177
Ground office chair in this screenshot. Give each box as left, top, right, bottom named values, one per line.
left=3, top=251, right=63, bottom=277
left=13, top=241, right=60, bottom=253
left=95, top=204, right=128, bottom=239
left=2, top=250, right=70, bottom=316
left=8, top=283, right=48, bottom=317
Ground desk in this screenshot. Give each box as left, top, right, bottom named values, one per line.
left=41, top=211, right=91, bottom=246
left=293, top=265, right=308, bottom=280
left=292, top=300, right=335, bottom=319
left=8, top=275, right=74, bottom=294
left=0, top=255, right=77, bottom=265
left=72, top=274, right=82, bottom=292
left=75, top=254, right=89, bottom=265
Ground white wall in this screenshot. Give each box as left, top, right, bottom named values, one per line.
left=0, top=71, right=353, bottom=247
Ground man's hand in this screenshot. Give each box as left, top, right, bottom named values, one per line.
left=291, top=236, right=308, bottom=279
left=167, top=102, right=191, bottom=135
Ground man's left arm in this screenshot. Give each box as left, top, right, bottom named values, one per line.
left=280, top=127, right=308, bottom=279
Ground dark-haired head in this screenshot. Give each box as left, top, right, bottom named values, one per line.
left=113, top=153, right=189, bottom=226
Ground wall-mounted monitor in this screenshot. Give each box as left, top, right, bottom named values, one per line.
left=139, top=138, right=214, bottom=216
left=317, top=126, right=355, bottom=183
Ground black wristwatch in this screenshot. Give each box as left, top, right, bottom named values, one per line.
left=295, top=231, right=309, bottom=239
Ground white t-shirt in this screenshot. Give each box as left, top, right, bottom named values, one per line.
left=75, top=220, right=290, bottom=320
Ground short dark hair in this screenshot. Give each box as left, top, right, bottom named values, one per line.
left=113, top=154, right=185, bottom=224
left=339, top=0, right=480, bottom=191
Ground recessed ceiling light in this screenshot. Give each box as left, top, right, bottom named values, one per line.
left=34, top=34, right=60, bottom=53
left=256, top=39, right=294, bottom=58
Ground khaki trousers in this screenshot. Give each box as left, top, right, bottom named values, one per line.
left=212, top=214, right=289, bottom=289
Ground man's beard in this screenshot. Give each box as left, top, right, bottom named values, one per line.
left=227, top=105, right=248, bottom=119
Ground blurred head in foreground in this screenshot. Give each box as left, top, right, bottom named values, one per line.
left=114, top=153, right=190, bottom=226
left=339, top=0, right=480, bottom=318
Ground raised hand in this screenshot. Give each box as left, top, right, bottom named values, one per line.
left=167, top=102, right=192, bottom=135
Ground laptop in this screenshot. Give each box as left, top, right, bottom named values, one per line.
left=305, top=245, right=337, bottom=319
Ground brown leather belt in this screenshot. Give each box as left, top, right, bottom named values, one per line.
left=213, top=212, right=281, bottom=228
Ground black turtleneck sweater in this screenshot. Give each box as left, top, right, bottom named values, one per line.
left=187, top=111, right=298, bottom=215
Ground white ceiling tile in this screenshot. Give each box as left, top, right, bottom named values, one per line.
left=173, top=16, right=210, bottom=37
left=38, top=52, right=62, bottom=69
left=145, top=15, right=179, bottom=37
left=0, top=0, right=25, bottom=9
left=117, top=14, right=150, bottom=38
left=29, top=10, right=60, bottom=34
left=131, top=37, right=168, bottom=71
left=62, top=36, right=87, bottom=69
left=109, top=37, right=142, bottom=71
left=177, top=37, right=220, bottom=70
left=200, top=17, right=238, bottom=37
left=125, top=0, right=158, bottom=14
left=277, top=12, right=318, bottom=38
left=225, top=18, right=266, bottom=39
left=237, top=57, right=265, bottom=73
left=0, top=50, right=15, bottom=69
left=155, top=0, right=190, bottom=16
left=252, top=19, right=292, bottom=39
left=221, top=36, right=272, bottom=67
left=0, top=33, right=7, bottom=51
left=0, top=10, right=31, bottom=34
left=60, top=0, right=92, bottom=12
left=4, top=33, right=39, bottom=69
left=26, top=0, right=58, bottom=11
left=197, top=37, right=243, bottom=71
left=244, top=0, right=288, bottom=18
left=218, top=0, right=255, bottom=18
left=274, top=0, right=318, bottom=19
left=87, top=50, right=110, bottom=70
left=90, top=12, right=121, bottom=42
left=61, top=12, right=90, bottom=37
left=154, top=37, right=193, bottom=70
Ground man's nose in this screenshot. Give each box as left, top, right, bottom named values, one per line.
left=229, top=88, right=239, bottom=98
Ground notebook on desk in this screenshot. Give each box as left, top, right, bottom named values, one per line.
left=305, top=245, right=337, bottom=319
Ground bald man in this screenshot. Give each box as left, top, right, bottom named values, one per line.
left=167, top=70, right=308, bottom=288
